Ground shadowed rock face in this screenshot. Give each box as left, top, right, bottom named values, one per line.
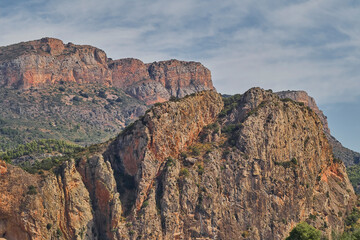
left=276, top=90, right=360, bottom=167
left=0, top=38, right=214, bottom=104
left=0, top=89, right=354, bottom=240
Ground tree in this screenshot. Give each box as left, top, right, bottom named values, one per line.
left=286, top=222, right=321, bottom=240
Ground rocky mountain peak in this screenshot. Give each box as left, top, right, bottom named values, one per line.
left=276, top=90, right=330, bottom=135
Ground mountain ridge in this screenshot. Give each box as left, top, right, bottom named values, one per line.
left=0, top=88, right=356, bottom=239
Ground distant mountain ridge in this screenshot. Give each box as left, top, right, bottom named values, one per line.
left=0, top=38, right=214, bottom=150
left=0, top=37, right=213, bottom=105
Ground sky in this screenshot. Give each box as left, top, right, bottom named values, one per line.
left=0, top=0, right=359, bottom=152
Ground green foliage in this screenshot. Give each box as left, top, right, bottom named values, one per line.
left=27, top=185, right=37, bottom=195
left=218, top=94, right=242, bottom=118
left=281, top=98, right=295, bottom=103
left=56, top=228, right=63, bottom=237
left=189, top=146, right=200, bottom=156
left=345, top=208, right=360, bottom=230
left=180, top=152, right=188, bottom=159
left=142, top=200, right=149, bottom=208
left=291, top=158, right=298, bottom=165
left=180, top=168, right=189, bottom=177
left=166, top=157, right=175, bottom=168
left=46, top=223, right=52, bottom=230
left=169, top=96, right=178, bottom=102
left=275, top=158, right=298, bottom=169
left=286, top=222, right=321, bottom=240
left=0, top=139, right=82, bottom=161
left=347, top=165, right=360, bottom=193
left=197, top=164, right=204, bottom=175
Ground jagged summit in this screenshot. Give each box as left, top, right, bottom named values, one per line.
left=0, top=88, right=355, bottom=239
left=276, top=90, right=360, bottom=167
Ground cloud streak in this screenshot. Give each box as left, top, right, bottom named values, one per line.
left=1, top=0, right=360, bottom=150
left=1, top=0, right=360, bottom=103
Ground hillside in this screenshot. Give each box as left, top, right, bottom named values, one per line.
left=0, top=88, right=356, bottom=240
left=276, top=90, right=360, bottom=194
left=0, top=38, right=213, bottom=151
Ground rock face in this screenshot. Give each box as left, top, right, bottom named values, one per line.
left=276, top=90, right=330, bottom=134
left=0, top=38, right=214, bottom=150
left=0, top=89, right=355, bottom=240
left=0, top=38, right=214, bottom=104
left=0, top=159, right=97, bottom=240
left=276, top=90, right=360, bottom=167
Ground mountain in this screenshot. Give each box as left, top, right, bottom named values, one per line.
left=276, top=90, right=360, bottom=167
left=0, top=88, right=355, bottom=240
left=0, top=38, right=213, bottom=150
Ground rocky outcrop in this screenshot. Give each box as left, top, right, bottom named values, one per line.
left=105, top=90, right=223, bottom=213
left=0, top=89, right=356, bottom=239
left=0, top=38, right=214, bottom=104
left=0, top=159, right=96, bottom=240
left=276, top=90, right=360, bottom=167
left=276, top=90, right=330, bottom=134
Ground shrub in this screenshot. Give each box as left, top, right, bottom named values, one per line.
left=142, top=200, right=149, bottom=209
left=189, top=146, right=200, bottom=156
left=285, top=222, right=321, bottom=240
left=180, top=168, right=189, bottom=177
left=197, top=164, right=204, bottom=175
left=166, top=157, right=175, bottom=168
left=98, top=90, right=107, bottom=98
left=27, top=185, right=37, bottom=195
left=56, top=228, right=62, bottom=237
left=46, top=223, right=52, bottom=230
left=180, top=152, right=188, bottom=159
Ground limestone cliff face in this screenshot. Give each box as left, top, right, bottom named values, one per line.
left=0, top=38, right=214, bottom=104
left=276, top=90, right=360, bottom=167
left=276, top=90, right=330, bottom=134
left=0, top=89, right=356, bottom=240
left=0, top=159, right=97, bottom=240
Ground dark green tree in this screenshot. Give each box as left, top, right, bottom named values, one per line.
left=286, top=222, right=321, bottom=240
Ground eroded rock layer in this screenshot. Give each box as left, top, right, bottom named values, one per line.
left=276, top=90, right=360, bottom=167
left=0, top=38, right=214, bottom=104
left=0, top=89, right=355, bottom=240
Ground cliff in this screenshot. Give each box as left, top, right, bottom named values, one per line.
left=0, top=38, right=214, bottom=150
left=0, top=38, right=214, bottom=105
left=0, top=89, right=355, bottom=239
left=276, top=90, right=360, bottom=167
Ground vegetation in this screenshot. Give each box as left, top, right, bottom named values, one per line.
left=218, top=94, right=242, bottom=118
left=180, top=168, right=189, bottom=177
left=275, top=158, right=298, bottom=168
left=285, top=222, right=321, bottom=240
left=347, top=165, right=360, bottom=193
left=0, top=139, right=83, bottom=163
left=27, top=185, right=37, bottom=195
left=0, top=83, right=147, bottom=151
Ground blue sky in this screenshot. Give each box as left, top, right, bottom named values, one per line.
left=0, top=0, right=359, bottom=152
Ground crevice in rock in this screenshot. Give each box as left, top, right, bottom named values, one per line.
left=111, top=155, right=137, bottom=217
left=155, top=170, right=165, bottom=232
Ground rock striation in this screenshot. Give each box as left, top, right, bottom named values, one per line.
left=0, top=38, right=214, bottom=104
left=276, top=90, right=360, bottom=167
left=0, top=88, right=355, bottom=239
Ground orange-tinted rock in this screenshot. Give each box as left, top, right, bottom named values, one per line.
left=276, top=90, right=330, bottom=134
left=0, top=38, right=215, bottom=105
left=0, top=161, right=6, bottom=175
left=276, top=90, right=360, bottom=167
